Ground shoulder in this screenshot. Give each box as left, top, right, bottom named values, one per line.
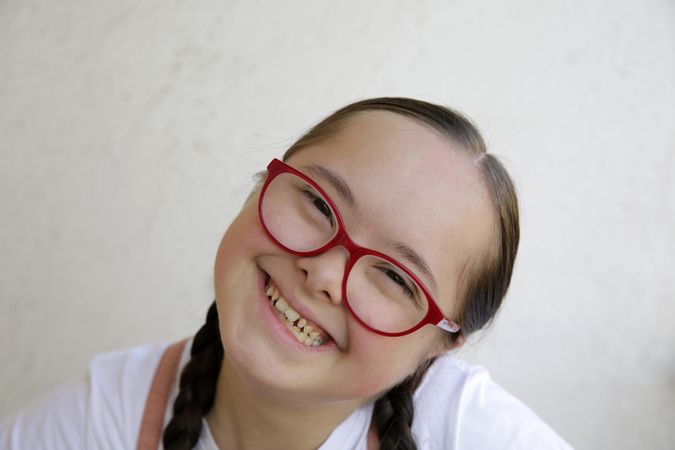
left=411, top=354, right=574, bottom=450
left=0, top=340, right=175, bottom=450
left=87, top=340, right=175, bottom=447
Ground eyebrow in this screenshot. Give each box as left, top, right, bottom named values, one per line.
left=390, top=241, right=439, bottom=297
left=302, top=164, right=439, bottom=297
left=302, top=164, right=358, bottom=211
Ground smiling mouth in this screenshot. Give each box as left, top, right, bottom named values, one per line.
left=264, top=276, right=332, bottom=347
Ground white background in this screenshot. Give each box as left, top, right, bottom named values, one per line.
left=1, top=1, right=673, bottom=449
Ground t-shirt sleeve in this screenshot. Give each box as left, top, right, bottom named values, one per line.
left=0, top=341, right=168, bottom=450
left=86, top=342, right=166, bottom=449
left=412, top=356, right=575, bottom=450
left=0, top=379, right=88, bottom=450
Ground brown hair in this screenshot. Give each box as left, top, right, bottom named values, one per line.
left=162, top=97, right=520, bottom=450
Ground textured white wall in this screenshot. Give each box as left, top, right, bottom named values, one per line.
left=1, top=1, right=673, bottom=449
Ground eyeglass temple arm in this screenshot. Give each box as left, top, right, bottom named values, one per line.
left=436, top=318, right=460, bottom=333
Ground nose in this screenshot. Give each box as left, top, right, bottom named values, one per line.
left=295, top=246, right=350, bottom=306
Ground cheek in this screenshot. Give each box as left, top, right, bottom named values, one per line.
left=213, top=203, right=270, bottom=335
left=214, top=203, right=266, bottom=282
left=213, top=204, right=279, bottom=366
left=341, top=325, right=438, bottom=399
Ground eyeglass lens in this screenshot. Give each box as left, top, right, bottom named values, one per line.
left=260, top=172, right=430, bottom=333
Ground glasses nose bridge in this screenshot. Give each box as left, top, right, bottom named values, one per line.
left=327, top=229, right=373, bottom=285
left=332, top=223, right=367, bottom=260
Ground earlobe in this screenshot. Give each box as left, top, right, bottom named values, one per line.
left=430, top=332, right=465, bottom=358
left=450, top=333, right=466, bottom=350
left=426, top=334, right=455, bottom=360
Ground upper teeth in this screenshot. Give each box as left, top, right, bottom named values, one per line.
left=265, top=280, right=327, bottom=347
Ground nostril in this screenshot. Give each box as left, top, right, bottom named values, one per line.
left=324, top=289, right=342, bottom=306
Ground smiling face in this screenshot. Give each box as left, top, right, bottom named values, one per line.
left=213, top=111, right=495, bottom=407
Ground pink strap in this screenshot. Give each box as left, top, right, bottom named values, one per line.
left=367, top=422, right=380, bottom=450
left=136, top=339, right=188, bottom=450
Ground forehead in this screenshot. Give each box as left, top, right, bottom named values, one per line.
left=285, top=111, right=494, bottom=309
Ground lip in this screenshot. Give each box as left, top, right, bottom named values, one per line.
left=256, top=267, right=339, bottom=352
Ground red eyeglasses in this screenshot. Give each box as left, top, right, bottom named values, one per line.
left=258, top=158, right=461, bottom=337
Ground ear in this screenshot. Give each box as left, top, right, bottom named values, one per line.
left=426, top=332, right=465, bottom=360
left=449, top=333, right=466, bottom=350
left=431, top=331, right=466, bottom=356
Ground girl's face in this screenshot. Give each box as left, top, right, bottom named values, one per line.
left=214, top=111, right=494, bottom=407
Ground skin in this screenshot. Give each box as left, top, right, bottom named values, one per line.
left=206, top=111, right=495, bottom=450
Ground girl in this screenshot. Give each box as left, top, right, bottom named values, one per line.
left=1, top=98, right=573, bottom=450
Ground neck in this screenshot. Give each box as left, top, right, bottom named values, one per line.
left=205, top=356, right=365, bottom=450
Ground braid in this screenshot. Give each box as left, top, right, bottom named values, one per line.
left=372, top=358, right=435, bottom=450
left=162, top=301, right=224, bottom=450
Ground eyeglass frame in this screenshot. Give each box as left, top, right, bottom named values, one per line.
left=257, top=158, right=461, bottom=337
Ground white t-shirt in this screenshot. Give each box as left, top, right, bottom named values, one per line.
left=0, top=339, right=574, bottom=450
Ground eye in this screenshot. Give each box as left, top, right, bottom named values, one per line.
left=302, top=190, right=334, bottom=224
left=382, top=267, right=415, bottom=299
